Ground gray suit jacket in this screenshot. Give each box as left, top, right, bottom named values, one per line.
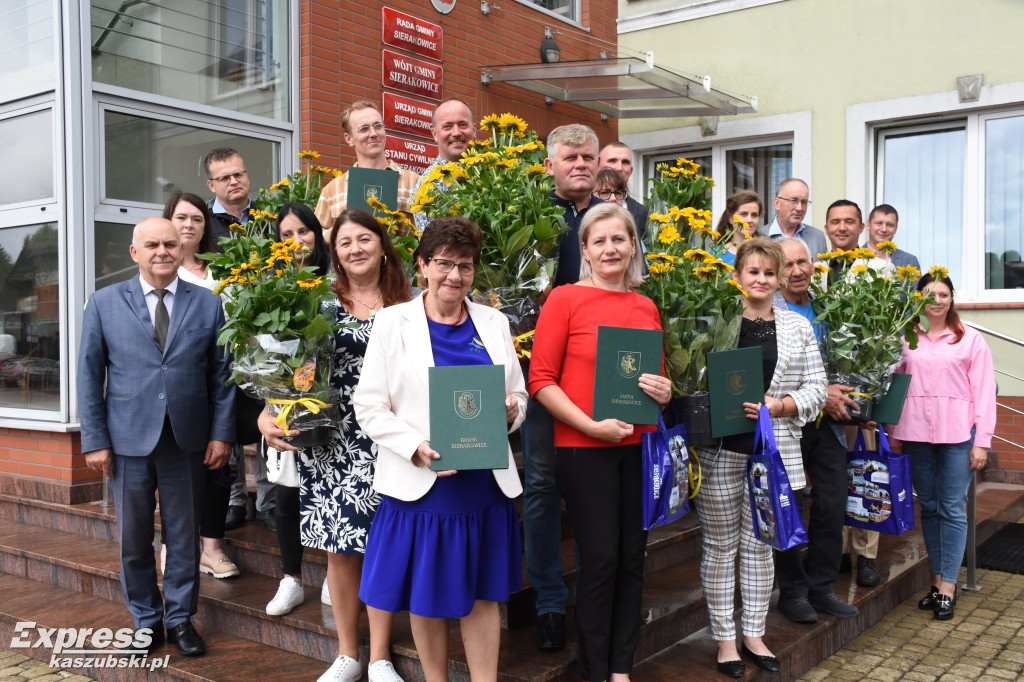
left=78, top=275, right=235, bottom=456
left=624, top=196, right=649, bottom=240
left=760, top=218, right=829, bottom=262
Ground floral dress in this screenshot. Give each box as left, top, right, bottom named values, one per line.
left=298, top=304, right=380, bottom=555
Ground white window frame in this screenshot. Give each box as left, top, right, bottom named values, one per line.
left=514, top=0, right=584, bottom=28
left=621, top=110, right=811, bottom=223
left=848, top=80, right=1024, bottom=304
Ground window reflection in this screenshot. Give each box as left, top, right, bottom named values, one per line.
left=94, top=222, right=137, bottom=291
left=882, top=127, right=965, bottom=287
left=985, top=115, right=1024, bottom=289
left=0, top=109, right=54, bottom=205
left=726, top=144, right=792, bottom=228
left=0, top=223, right=60, bottom=411
left=0, top=0, right=55, bottom=96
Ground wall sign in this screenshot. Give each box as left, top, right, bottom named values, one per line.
left=430, top=0, right=456, bottom=14
left=385, top=136, right=439, bottom=175
left=382, top=49, right=443, bottom=100
left=382, top=7, right=443, bottom=61
left=383, top=92, right=435, bottom=140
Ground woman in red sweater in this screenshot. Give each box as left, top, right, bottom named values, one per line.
left=529, top=202, right=672, bottom=682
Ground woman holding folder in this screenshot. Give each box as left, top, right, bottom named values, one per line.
left=529, top=203, right=672, bottom=682
left=694, top=237, right=826, bottom=678
left=353, top=217, right=527, bottom=682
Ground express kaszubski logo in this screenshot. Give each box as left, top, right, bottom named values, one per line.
left=10, top=621, right=170, bottom=671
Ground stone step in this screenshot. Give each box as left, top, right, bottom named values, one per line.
left=0, top=572, right=329, bottom=681
left=630, top=482, right=1024, bottom=681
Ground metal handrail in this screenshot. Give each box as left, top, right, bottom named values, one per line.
left=964, top=320, right=1024, bottom=349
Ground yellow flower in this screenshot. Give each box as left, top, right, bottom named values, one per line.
left=850, top=264, right=869, bottom=275
left=813, top=262, right=829, bottom=278
left=648, top=213, right=672, bottom=225
left=646, top=253, right=679, bottom=262
left=733, top=215, right=750, bottom=233
left=676, top=158, right=701, bottom=174
left=727, top=278, right=748, bottom=297
left=525, top=163, right=546, bottom=178
left=497, top=113, right=528, bottom=136
left=366, top=197, right=387, bottom=211
left=695, top=266, right=716, bottom=280
left=683, top=248, right=712, bottom=262
left=494, top=158, right=520, bottom=170
left=655, top=162, right=669, bottom=173
left=269, top=177, right=290, bottom=192
left=298, top=150, right=321, bottom=159
left=928, top=265, right=949, bottom=280
left=297, top=278, right=322, bottom=289
left=332, top=169, right=343, bottom=177
left=895, top=264, right=921, bottom=281
left=876, top=240, right=898, bottom=255
left=850, top=247, right=877, bottom=260
left=913, top=290, right=923, bottom=299
left=229, top=222, right=246, bottom=234
left=708, top=258, right=733, bottom=273
left=480, top=114, right=501, bottom=130
left=658, top=226, right=681, bottom=244
left=648, top=262, right=674, bottom=279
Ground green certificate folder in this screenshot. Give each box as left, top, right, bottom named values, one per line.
left=591, top=326, right=663, bottom=425
left=429, top=364, right=509, bottom=472
left=707, top=346, right=764, bottom=438
left=346, top=166, right=400, bottom=214
left=873, top=373, right=912, bottom=425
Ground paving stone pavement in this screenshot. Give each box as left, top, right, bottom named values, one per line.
left=799, top=569, right=1024, bottom=682
left=0, top=650, right=93, bottom=681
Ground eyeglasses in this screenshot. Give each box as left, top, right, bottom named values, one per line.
left=354, top=122, right=385, bottom=135
left=777, top=196, right=811, bottom=207
left=210, top=170, right=247, bottom=184
left=430, top=257, right=475, bottom=276
left=596, top=189, right=626, bottom=201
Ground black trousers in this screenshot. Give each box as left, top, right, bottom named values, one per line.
left=556, top=443, right=648, bottom=682
left=159, top=467, right=229, bottom=544
left=775, top=419, right=848, bottom=598
left=274, top=484, right=303, bottom=576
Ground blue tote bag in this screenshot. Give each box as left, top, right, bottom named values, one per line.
left=641, top=415, right=691, bottom=530
left=845, top=427, right=915, bottom=535
left=748, top=405, right=808, bottom=551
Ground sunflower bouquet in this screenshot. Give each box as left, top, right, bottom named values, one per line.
left=205, top=151, right=342, bottom=441
left=809, top=243, right=936, bottom=421
left=411, top=113, right=569, bottom=357
left=367, top=196, right=420, bottom=278
left=639, top=161, right=746, bottom=399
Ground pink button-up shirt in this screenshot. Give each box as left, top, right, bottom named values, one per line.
left=890, top=324, right=996, bottom=448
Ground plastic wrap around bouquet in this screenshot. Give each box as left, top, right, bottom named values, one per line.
left=810, top=246, right=934, bottom=423
left=412, top=114, right=568, bottom=360
left=232, top=332, right=339, bottom=448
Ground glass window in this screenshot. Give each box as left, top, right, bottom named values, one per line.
left=984, top=114, right=1024, bottom=290
left=726, top=144, right=792, bottom=227
left=880, top=126, right=966, bottom=286
left=90, top=0, right=290, bottom=121
left=94, top=221, right=138, bottom=291
left=0, top=222, right=60, bottom=412
left=0, top=109, right=54, bottom=206
left=0, top=1, right=56, bottom=97
left=102, top=109, right=280, bottom=206
left=520, top=0, right=578, bottom=22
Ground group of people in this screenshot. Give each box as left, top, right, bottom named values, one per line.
left=76, top=92, right=996, bottom=682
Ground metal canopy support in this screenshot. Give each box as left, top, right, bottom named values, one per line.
left=480, top=57, right=757, bottom=119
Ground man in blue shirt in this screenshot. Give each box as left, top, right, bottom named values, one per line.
left=773, top=237, right=860, bottom=623
left=759, top=178, right=828, bottom=261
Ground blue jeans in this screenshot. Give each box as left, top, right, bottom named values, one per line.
left=903, top=428, right=975, bottom=585
left=522, top=398, right=568, bottom=614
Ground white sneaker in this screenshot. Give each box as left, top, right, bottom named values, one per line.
left=318, top=655, right=361, bottom=682
left=266, top=576, right=304, bottom=616
left=368, top=660, right=404, bottom=682
left=321, top=579, right=331, bottom=606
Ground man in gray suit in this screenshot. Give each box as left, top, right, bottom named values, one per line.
left=760, top=178, right=828, bottom=261
left=863, top=204, right=921, bottom=269
left=78, top=217, right=235, bottom=656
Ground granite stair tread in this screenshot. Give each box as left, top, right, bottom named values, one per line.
left=0, top=572, right=329, bottom=681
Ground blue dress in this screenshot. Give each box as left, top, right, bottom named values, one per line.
left=358, top=315, right=523, bottom=618
left=299, top=304, right=380, bottom=555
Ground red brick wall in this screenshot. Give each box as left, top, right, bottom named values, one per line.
left=0, top=429, right=99, bottom=504
left=987, top=397, right=1024, bottom=483
left=299, top=0, right=619, bottom=170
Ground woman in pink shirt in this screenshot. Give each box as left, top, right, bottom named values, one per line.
left=890, top=271, right=995, bottom=621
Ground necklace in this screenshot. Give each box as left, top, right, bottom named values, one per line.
left=351, top=290, right=382, bottom=316
left=425, top=300, right=466, bottom=325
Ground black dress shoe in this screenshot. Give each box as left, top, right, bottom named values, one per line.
left=131, top=626, right=164, bottom=652
left=255, top=508, right=277, bottom=533
left=934, top=587, right=956, bottom=621
left=534, top=612, right=565, bottom=651
left=809, top=591, right=859, bottom=618
left=167, top=620, right=206, bottom=656
left=742, top=643, right=780, bottom=673
left=856, top=556, right=881, bottom=587
left=918, top=585, right=940, bottom=610
left=224, top=505, right=247, bottom=530
left=777, top=596, right=818, bottom=623
left=716, top=659, right=745, bottom=678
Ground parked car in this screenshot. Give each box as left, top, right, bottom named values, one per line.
left=1, top=357, right=60, bottom=390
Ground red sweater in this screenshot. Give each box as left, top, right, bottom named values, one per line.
left=529, top=285, right=663, bottom=447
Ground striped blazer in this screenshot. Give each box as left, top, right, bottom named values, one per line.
left=763, top=305, right=828, bottom=488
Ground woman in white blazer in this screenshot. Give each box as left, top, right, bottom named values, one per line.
left=695, top=237, right=826, bottom=679
left=353, top=217, right=527, bottom=682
